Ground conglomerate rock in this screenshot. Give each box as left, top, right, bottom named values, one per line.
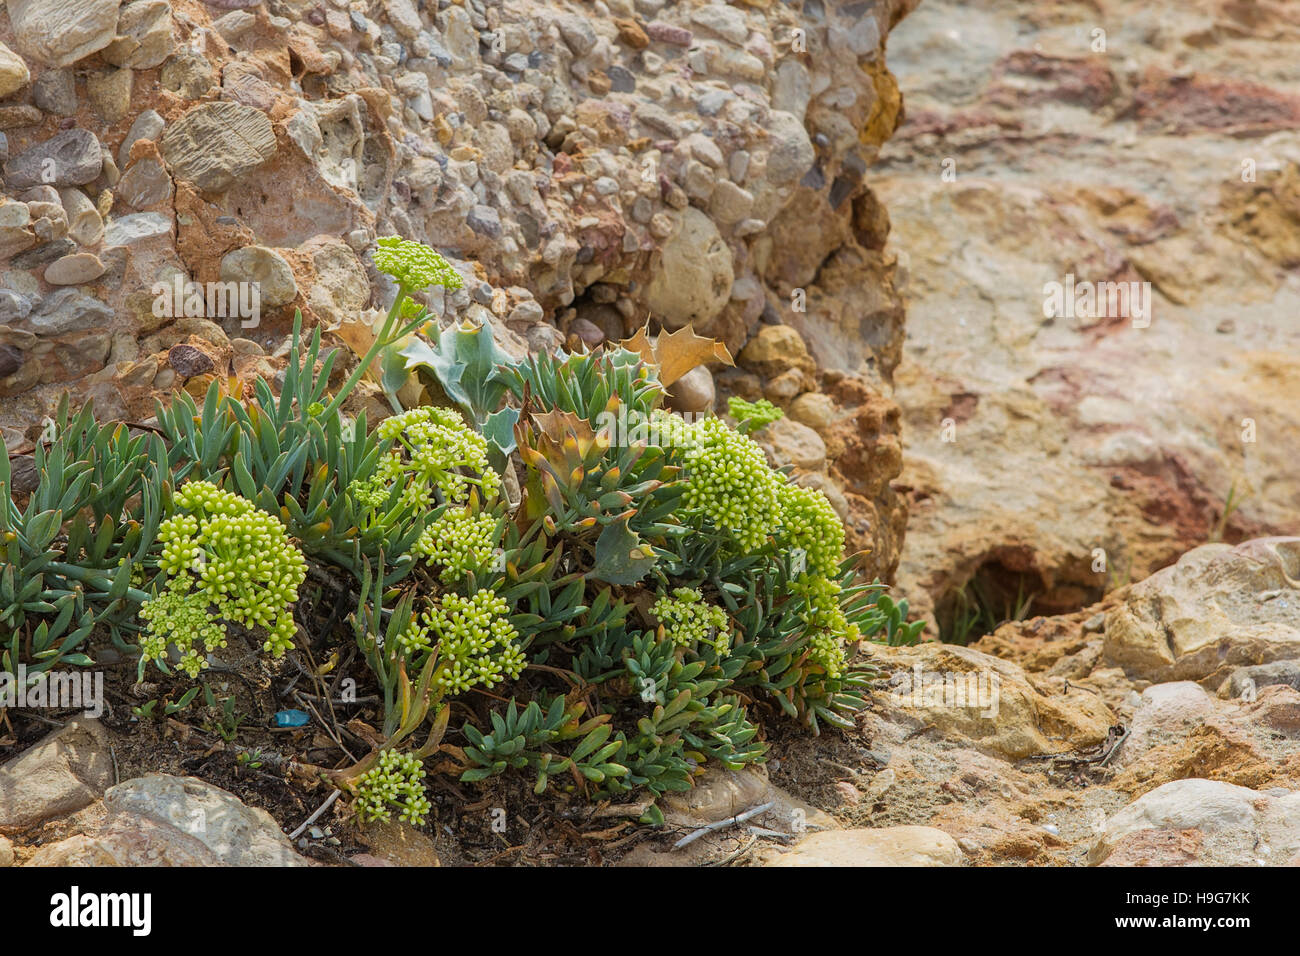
left=0, top=0, right=917, bottom=582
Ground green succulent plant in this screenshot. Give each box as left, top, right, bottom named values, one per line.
left=3, top=236, right=928, bottom=830
left=0, top=397, right=164, bottom=675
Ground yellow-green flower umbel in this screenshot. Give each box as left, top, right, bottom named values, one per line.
left=140, top=481, right=307, bottom=676
left=371, top=236, right=464, bottom=292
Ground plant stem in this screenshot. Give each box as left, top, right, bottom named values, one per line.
left=323, top=287, right=409, bottom=420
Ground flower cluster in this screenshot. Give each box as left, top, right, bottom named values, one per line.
left=791, top=576, right=860, bottom=679
left=353, top=748, right=432, bottom=825
left=778, top=483, right=846, bottom=578
left=400, top=590, right=526, bottom=696
left=141, top=481, right=307, bottom=675
left=412, top=506, right=500, bottom=583
left=727, top=396, right=784, bottom=431
left=353, top=406, right=501, bottom=514
left=138, top=583, right=227, bottom=678
left=371, top=236, right=464, bottom=292
left=652, top=587, right=731, bottom=657
left=679, top=416, right=782, bottom=553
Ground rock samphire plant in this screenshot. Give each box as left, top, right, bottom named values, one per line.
left=0, top=237, right=918, bottom=823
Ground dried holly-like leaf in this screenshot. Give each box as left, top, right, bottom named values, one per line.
left=618, top=323, right=733, bottom=387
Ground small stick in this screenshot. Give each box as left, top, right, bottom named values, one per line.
left=746, top=826, right=796, bottom=841
left=287, top=789, right=342, bottom=841
left=707, top=833, right=758, bottom=867
left=1097, top=725, right=1131, bottom=767
left=673, top=801, right=775, bottom=850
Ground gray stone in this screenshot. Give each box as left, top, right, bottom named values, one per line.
left=696, top=89, right=733, bottom=116
left=168, top=343, right=214, bottom=377
left=161, top=101, right=276, bottom=192
left=32, top=69, right=78, bottom=117
left=220, top=245, right=297, bottom=307
left=0, top=104, right=43, bottom=129
left=667, top=363, right=715, bottom=414
left=467, top=203, right=502, bottom=238
left=1222, top=661, right=1300, bottom=699
left=29, top=287, right=113, bottom=334
left=58, top=187, right=104, bottom=245
left=10, top=237, right=76, bottom=268
left=103, top=0, right=175, bottom=69
left=1089, top=779, right=1267, bottom=866
left=508, top=299, right=544, bottom=324
left=3, top=128, right=103, bottom=188
left=304, top=237, right=368, bottom=326
left=103, top=211, right=170, bottom=245
left=44, top=252, right=106, bottom=285
left=644, top=207, right=733, bottom=330
left=9, top=236, right=74, bottom=269
left=116, top=158, right=171, bottom=208
left=26, top=774, right=311, bottom=867
left=160, top=50, right=215, bottom=99
left=0, top=41, right=31, bottom=98
left=0, top=221, right=34, bottom=260
left=608, top=64, right=636, bottom=92
left=690, top=5, right=748, bottom=44
left=683, top=159, right=716, bottom=200
left=0, top=290, right=33, bottom=324
left=772, top=60, right=811, bottom=121
left=0, top=718, right=113, bottom=830
left=830, top=15, right=880, bottom=58
left=557, top=14, right=597, bottom=56
left=211, top=10, right=257, bottom=40
left=86, top=67, right=133, bottom=123
left=764, top=110, right=815, bottom=184
left=0, top=345, right=22, bottom=379
left=710, top=179, right=753, bottom=223
left=382, top=0, right=422, bottom=38
left=117, top=109, right=166, bottom=167
left=5, top=0, right=122, bottom=67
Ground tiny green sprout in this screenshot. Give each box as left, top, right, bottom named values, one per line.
left=237, top=749, right=264, bottom=770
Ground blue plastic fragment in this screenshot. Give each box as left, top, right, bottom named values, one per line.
left=274, top=709, right=310, bottom=728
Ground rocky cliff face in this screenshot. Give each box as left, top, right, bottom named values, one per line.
left=0, top=0, right=915, bottom=581
left=876, top=0, right=1300, bottom=632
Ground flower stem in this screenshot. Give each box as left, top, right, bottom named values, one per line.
left=323, top=285, right=410, bottom=419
